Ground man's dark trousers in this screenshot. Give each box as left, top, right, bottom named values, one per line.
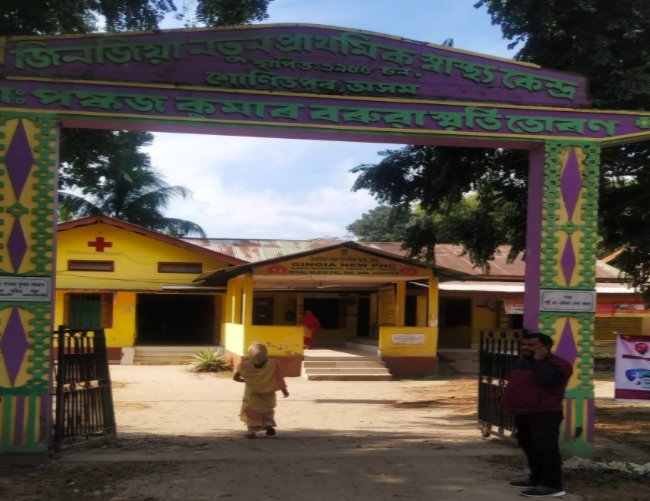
left=515, top=412, right=564, bottom=490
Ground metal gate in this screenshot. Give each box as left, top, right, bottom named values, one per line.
left=478, top=329, right=524, bottom=440
left=53, top=326, right=116, bottom=450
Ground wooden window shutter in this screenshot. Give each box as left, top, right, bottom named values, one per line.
left=100, top=294, right=114, bottom=328
left=63, top=293, right=71, bottom=326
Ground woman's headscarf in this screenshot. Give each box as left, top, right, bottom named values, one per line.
left=248, top=343, right=268, bottom=365
left=238, top=343, right=282, bottom=393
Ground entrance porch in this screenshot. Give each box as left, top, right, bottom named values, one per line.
left=195, top=242, right=466, bottom=377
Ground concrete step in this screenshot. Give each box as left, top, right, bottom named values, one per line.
left=133, top=347, right=223, bottom=365
left=305, top=356, right=382, bottom=362
left=305, top=374, right=393, bottom=381
left=134, top=361, right=193, bottom=366
left=304, top=368, right=391, bottom=375
left=303, top=361, right=386, bottom=368
left=134, top=356, right=195, bottom=362
left=135, top=346, right=220, bottom=352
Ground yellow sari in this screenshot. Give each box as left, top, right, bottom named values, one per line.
left=237, top=346, right=287, bottom=432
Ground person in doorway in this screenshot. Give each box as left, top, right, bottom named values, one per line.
left=299, top=310, right=321, bottom=350
left=501, top=333, right=573, bottom=498
left=233, top=343, right=289, bottom=439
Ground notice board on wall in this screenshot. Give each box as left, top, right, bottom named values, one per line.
left=595, top=317, right=643, bottom=340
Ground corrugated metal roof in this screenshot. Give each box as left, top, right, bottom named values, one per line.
left=181, top=238, right=342, bottom=263
left=181, top=239, right=620, bottom=280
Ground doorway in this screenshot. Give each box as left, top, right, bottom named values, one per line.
left=136, top=294, right=216, bottom=346
left=357, top=297, right=371, bottom=337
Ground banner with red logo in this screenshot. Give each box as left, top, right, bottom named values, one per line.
left=597, top=301, right=650, bottom=316
left=255, top=247, right=432, bottom=278
left=615, top=334, right=650, bottom=402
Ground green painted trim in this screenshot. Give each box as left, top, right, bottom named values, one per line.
left=0, top=111, right=59, bottom=120
left=26, top=394, right=36, bottom=445
left=1, top=396, right=11, bottom=447
left=54, top=112, right=542, bottom=143
left=0, top=443, right=47, bottom=453
left=0, top=388, right=48, bottom=396
left=561, top=441, right=594, bottom=460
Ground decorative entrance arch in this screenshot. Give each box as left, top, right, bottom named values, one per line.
left=1, top=23, right=649, bottom=458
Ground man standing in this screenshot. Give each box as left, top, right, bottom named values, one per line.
left=501, top=333, right=573, bottom=498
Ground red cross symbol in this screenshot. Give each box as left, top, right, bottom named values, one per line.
left=88, top=237, right=113, bottom=252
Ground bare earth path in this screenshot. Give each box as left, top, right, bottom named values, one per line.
left=2, top=367, right=649, bottom=501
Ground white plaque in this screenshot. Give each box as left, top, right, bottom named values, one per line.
left=0, top=277, right=52, bottom=302
left=540, top=289, right=596, bottom=313
left=391, top=333, right=426, bottom=345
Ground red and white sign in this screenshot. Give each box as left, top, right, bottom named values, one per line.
left=599, top=301, right=650, bottom=316
left=268, top=265, right=287, bottom=275
left=504, top=300, right=524, bottom=315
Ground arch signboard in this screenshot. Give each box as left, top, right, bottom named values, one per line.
left=1, top=24, right=650, bottom=457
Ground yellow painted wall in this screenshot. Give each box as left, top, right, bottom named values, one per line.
left=471, top=299, right=499, bottom=343
left=57, top=222, right=230, bottom=291
left=223, top=323, right=245, bottom=356
left=379, top=326, right=438, bottom=357
left=594, top=317, right=642, bottom=341
left=246, top=326, right=304, bottom=357
left=54, top=290, right=137, bottom=348
left=416, top=295, right=428, bottom=327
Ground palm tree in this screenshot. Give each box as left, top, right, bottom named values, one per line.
left=59, top=153, right=206, bottom=238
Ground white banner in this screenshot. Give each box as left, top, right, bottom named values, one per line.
left=615, top=334, right=650, bottom=402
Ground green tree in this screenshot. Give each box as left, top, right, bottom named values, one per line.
left=0, top=1, right=274, bottom=35
left=347, top=206, right=416, bottom=242
left=59, top=131, right=207, bottom=236
left=1, top=0, right=274, bottom=234
left=353, top=1, right=650, bottom=295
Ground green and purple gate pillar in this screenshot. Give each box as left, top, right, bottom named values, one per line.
left=524, top=140, right=600, bottom=458
left=0, top=113, right=58, bottom=455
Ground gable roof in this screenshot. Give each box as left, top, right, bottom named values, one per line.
left=184, top=239, right=621, bottom=281
left=58, top=216, right=246, bottom=266
left=195, top=241, right=469, bottom=284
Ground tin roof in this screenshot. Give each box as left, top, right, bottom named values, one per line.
left=195, top=241, right=469, bottom=285
left=182, top=239, right=621, bottom=281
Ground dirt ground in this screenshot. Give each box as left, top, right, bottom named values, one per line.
left=593, top=373, right=650, bottom=456
left=1, top=367, right=649, bottom=501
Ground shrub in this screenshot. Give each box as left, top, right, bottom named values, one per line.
left=187, top=349, right=229, bottom=373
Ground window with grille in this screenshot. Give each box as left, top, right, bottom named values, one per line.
left=158, top=262, right=203, bottom=274
left=68, top=260, right=114, bottom=272
left=64, top=293, right=113, bottom=328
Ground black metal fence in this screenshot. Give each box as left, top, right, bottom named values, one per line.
left=478, top=329, right=524, bottom=440
left=53, top=326, right=116, bottom=450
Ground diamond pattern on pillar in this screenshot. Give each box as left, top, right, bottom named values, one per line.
left=561, top=235, right=576, bottom=285
left=7, top=219, right=28, bottom=273
left=561, top=147, right=582, bottom=221
left=5, top=120, right=34, bottom=200
left=0, top=308, right=29, bottom=386
left=556, top=318, right=578, bottom=367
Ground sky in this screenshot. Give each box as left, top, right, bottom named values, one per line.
left=145, top=0, right=515, bottom=240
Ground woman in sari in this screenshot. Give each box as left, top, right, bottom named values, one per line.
left=234, top=343, right=289, bottom=439
left=300, top=310, right=321, bottom=350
